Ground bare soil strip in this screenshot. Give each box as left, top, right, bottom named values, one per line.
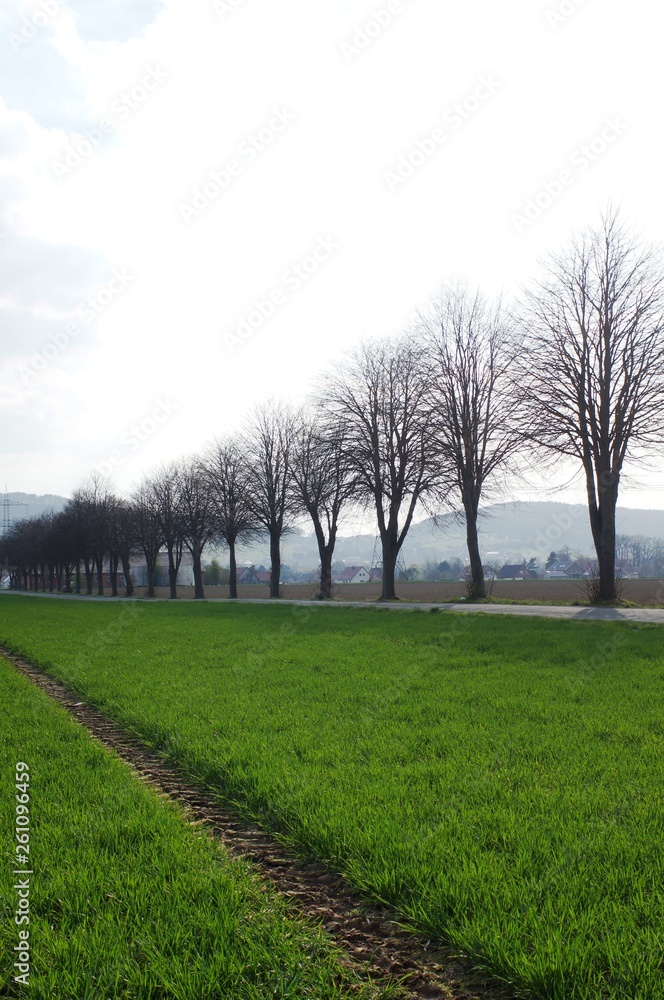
left=2, top=647, right=519, bottom=1000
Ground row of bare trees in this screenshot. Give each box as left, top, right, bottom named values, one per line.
left=0, top=482, right=136, bottom=597
left=0, top=413, right=354, bottom=600
left=2, top=211, right=664, bottom=602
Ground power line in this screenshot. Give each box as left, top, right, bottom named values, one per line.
left=1, top=489, right=29, bottom=536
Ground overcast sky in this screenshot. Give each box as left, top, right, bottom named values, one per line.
left=1, top=0, right=663, bottom=516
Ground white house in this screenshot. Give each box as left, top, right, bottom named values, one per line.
left=335, top=565, right=371, bottom=584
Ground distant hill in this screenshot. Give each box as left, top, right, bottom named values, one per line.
left=405, top=502, right=664, bottom=565
left=228, top=501, right=664, bottom=571
left=2, top=492, right=68, bottom=527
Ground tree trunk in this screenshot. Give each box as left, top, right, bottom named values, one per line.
left=597, top=483, right=618, bottom=601
left=229, top=539, right=238, bottom=599
left=464, top=499, right=486, bottom=600
left=75, top=562, right=81, bottom=595
left=269, top=531, right=281, bottom=599
left=121, top=554, right=134, bottom=597
left=96, top=554, right=104, bottom=596
left=146, top=562, right=156, bottom=599
left=167, top=544, right=179, bottom=599
left=312, top=517, right=336, bottom=600
left=319, top=547, right=333, bottom=600
left=192, top=543, right=205, bottom=599
left=84, top=558, right=93, bottom=595
left=587, top=470, right=619, bottom=601
left=110, top=553, right=119, bottom=597
left=380, top=535, right=398, bottom=600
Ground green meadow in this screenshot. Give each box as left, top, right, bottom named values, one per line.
left=1, top=594, right=663, bottom=999
left=0, top=651, right=396, bottom=999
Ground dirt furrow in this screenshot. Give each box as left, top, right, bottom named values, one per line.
left=2, top=647, right=518, bottom=1000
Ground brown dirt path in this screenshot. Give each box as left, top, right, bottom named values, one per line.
left=1, top=647, right=520, bottom=1000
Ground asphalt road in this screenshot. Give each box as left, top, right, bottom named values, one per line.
left=3, top=591, right=664, bottom=623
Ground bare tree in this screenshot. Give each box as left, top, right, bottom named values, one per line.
left=71, top=476, right=116, bottom=596
left=68, top=490, right=96, bottom=594
left=177, top=456, right=218, bottom=599
left=320, top=337, right=438, bottom=600
left=420, top=286, right=522, bottom=599
left=51, top=508, right=82, bottom=593
left=115, top=501, right=137, bottom=598
left=517, top=210, right=664, bottom=600
left=615, top=534, right=632, bottom=563
left=1, top=518, right=36, bottom=590
left=132, top=482, right=164, bottom=598
left=242, top=401, right=297, bottom=599
left=291, top=409, right=355, bottom=600
left=149, top=465, right=185, bottom=599
left=203, top=438, right=258, bottom=599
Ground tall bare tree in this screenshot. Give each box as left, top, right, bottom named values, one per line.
left=321, top=337, right=438, bottom=600
left=420, top=287, right=522, bottom=599
left=177, top=456, right=218, bottom=599
left=291, top=409, right=355, bottom=599
left=203, top=438, right=258, bottom=599
left=132, top=482, right=164, bottom=598
left=71, top=476, right=116, bottom=596
left=114, top=501, right=137, bottom=598
left=49, top=509, right=79, bottom=593
left=68, top=490, right=96, bottom=594
left=517, top=210, right=664, bottom=600
left=242, top=401, right=297, bottom=599
left=149, top=464, right=185, bottom=599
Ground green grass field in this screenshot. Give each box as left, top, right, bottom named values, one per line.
left=1, top=595, right=663, bottom=999
left=0, top=651, right=397, bottom=999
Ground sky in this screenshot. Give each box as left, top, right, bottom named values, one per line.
left=1, top=0, right=663, bottom=516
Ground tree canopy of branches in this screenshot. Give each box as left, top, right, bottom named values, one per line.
left=70, top=477, right=117, bottom=596
left=420, top=286, right=522, bottom=599
left=203, top=439, right=258, bottom=599
left=291, top=409, right=356, bottom=599
left=1, top=485, right=136, bottom=597
left=148, top=464, right=185, bottom=599
left=321, top=337, right=439, bottom=600
left=132, top=481, right=164, bottom=598
left=176, top=457, right=218, bottom=599
left=242, top=402, right=297, bottom=599
left=518, top=210, right=664, bottom=600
